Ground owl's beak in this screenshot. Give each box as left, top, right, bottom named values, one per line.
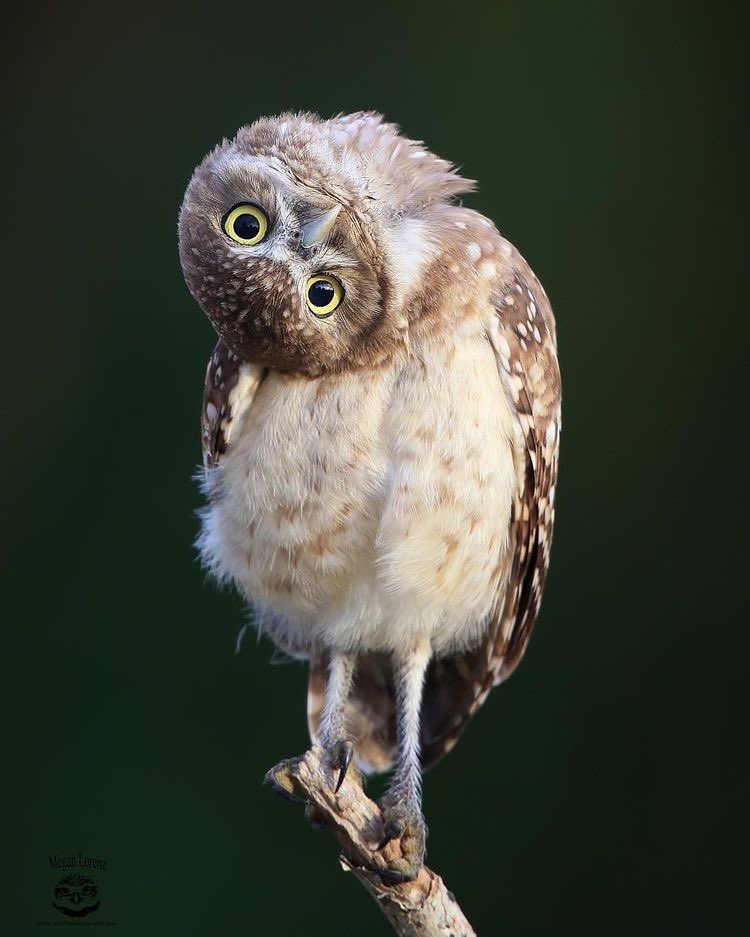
left=300, top=206, right=341, bottom=248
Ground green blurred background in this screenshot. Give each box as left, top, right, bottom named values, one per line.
left=5, top=1, right=746, bottom=933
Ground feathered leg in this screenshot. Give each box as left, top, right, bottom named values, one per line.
left=318, top=650, right=357, bottom=792
left=378, top=634, right=431, bottom=881
left=265, top=650, right=357, bottom=816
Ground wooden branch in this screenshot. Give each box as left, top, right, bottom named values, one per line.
left=265, top=746, right=476, bottom=937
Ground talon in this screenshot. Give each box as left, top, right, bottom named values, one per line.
left=263, top=762, right=306, bottom=805
left=377, top=818, right=402, bottom=851
left=377, top=866, right=416, bottom=885
left=266, top=779, right=306, bottom=805
left=333, top=739, right=354, bottom=793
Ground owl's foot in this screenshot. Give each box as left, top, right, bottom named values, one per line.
left=264, top=741, right=360, bottom=808
left=372, top=791, right=427, bottom=883
left=266, top=766, right=328, bottom=830
left=264, top=755, right=307, bottom=804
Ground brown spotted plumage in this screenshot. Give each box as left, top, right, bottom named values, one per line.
left=181, top=112, right=561, bottom=880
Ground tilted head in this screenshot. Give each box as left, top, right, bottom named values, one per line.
left=178, top=112, right=475, bottom=375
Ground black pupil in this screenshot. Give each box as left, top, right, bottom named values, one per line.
left=308, top=279, right=335, bottom=307
left=233, top=211, right=260, bottom=240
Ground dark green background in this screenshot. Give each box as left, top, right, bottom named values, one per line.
left=5, top=1, right=746, bottom=934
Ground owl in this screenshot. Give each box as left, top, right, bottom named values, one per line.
left=178, top=111, right=561, bottom=881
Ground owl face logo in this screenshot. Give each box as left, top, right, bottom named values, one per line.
left=52, top=874, right=101, bottom=917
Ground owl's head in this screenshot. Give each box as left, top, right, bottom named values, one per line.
left=179, top=112, right=474, bottom=375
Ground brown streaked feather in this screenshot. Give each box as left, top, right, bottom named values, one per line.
left=201, top=339, right=266, bottom=471
left=307, top=258, right=561, bottom=772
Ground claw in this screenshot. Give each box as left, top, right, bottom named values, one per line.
left=263, top=762, right=306, bottom=804
left=377, top=866, right=416, bottom=884
left=377, top=818, right=401, bottom=851
left=266, top=779, right=305, bottom=805
left=333, top=739, right=354, bottom=793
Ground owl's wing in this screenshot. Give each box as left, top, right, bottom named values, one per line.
left=485, top=262, right=561, bottom=681
left=201, top=339, right=266, bottom=471
left=419, top=256, right=562, bottom=767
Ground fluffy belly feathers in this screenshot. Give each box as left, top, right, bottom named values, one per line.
left=199, top=334, right=519, bottom=655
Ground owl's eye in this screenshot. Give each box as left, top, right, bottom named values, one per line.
left=222, top=203, right=268, bottom=245
left=306, top=275, right=344, bottom=318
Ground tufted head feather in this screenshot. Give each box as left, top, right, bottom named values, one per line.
left=178, top=111, right=475, bottom=376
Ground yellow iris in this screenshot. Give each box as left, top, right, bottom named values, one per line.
left=306, top=275, right=344, bottom=317
left=222, top=204, right=268, bottom=245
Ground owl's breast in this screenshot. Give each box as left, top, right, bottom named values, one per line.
left=199, top=366, right=395, bottom=651
left=199, top=331, right=519, bottom=656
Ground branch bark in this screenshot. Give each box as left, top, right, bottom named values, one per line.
left=265, top=746, right=476, bottom=937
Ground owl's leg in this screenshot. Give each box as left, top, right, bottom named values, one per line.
left=266, top=651, right=357, bottom=811
left=318, top=650, right=357, bottom=792
left=377, top=634, right=431, bottom=882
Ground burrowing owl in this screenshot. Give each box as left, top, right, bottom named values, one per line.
left=178, top=111, right=561, bottom=881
